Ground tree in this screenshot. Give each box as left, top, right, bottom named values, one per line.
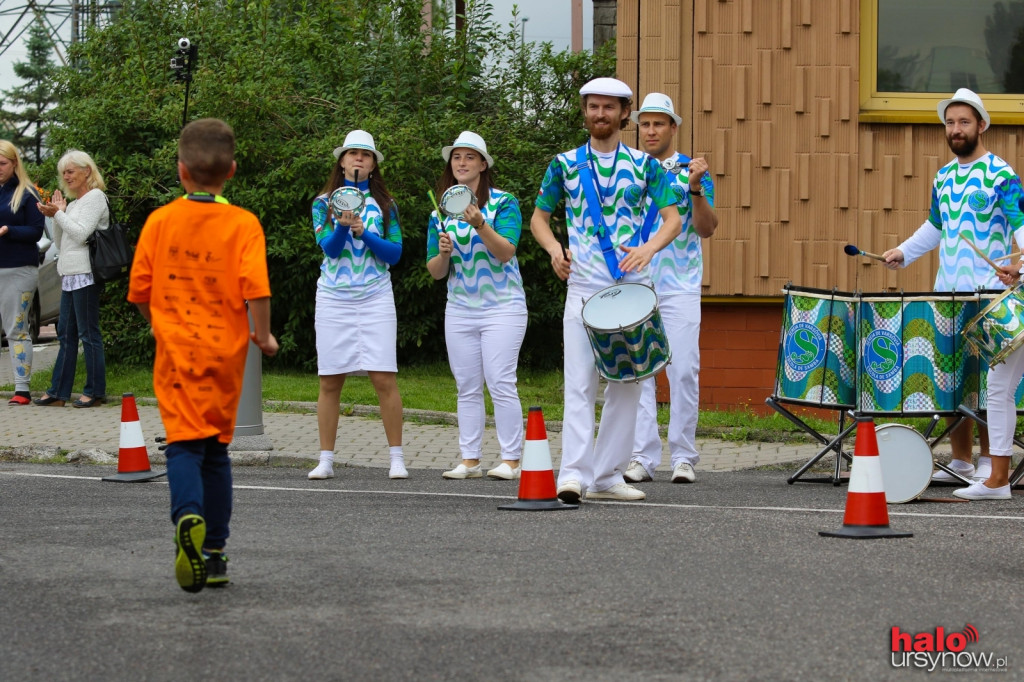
left=47, top=0, right=615, bottom=370
left=1, top=18, right=59, bottom=162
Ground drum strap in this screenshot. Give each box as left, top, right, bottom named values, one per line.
left=574, top=145, right=624, bottom=280
left=630, top=152, right=690, bottom=247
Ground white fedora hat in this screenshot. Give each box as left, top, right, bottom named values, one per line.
left=630, top=92, right=682, bottom=125
left=442, top=131, right=495, bottom=169
left=333, top=129, right=384, bottom=164
left=937, top=88, right=991, bottom=128
left=579, top=77, right=633, bottom=99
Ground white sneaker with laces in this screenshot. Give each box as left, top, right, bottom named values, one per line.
left=623, top=460, right=652, bottom=483
left=952, top=481, right=1011, bottom=501
left=671, top=462, right=696, bottom=484
left=442, top=463, right=483, bottom=479
left=308, top=461, right=334, bottom=480
left=556, top=479, right=582, bottom=504
left=586, top=483, right=646, bottom=501
left=486, top=462, right=521, bottom=480
left=389, top=460, right=409, bottom=479
left=931, top=461, right=975, bottom=482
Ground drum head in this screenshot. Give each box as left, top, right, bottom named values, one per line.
left=875, top=424, right=933, bottom=504
left=440, top=185, right=474, bottom=217
left=330, top=187, right=364, bottom=214
left=582, top=283, right=657, bottom=330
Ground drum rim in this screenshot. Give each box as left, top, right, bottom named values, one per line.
left=964, top=284, right=1023, bottom=332
left=858, top=291, right=981, bottom=303
left=329, top=186, right=364, bottom=212
left=782, top=285, right=858, bottom=301
left=440, top=184, right=474, bottom=216
left=581, top=283, right=659, bottom=330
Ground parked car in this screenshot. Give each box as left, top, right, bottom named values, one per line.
left=1, top=218, right=60, bottom=344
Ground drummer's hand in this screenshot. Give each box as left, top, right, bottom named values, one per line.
left=438, top=231, right=453, bottom=255
left=463, top=204, right=485, bottom=229
left=349, top=215, right=365, bottom=238
left=619, top=242, right=655, bottom=273
left=882, top=248, right=904, bottom=270
left=996, top=263, right=1021, bottom=286
left=549, top=244, right=571, bottom=280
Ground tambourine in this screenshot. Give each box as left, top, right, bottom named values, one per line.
left=660, top=158, right=684, bottom=175
left=439, top=184, right=476, bottom=218
left=329, top=187, right=365, bottom=215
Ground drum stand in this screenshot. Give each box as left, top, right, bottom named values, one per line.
left=947, top=406, right=1024, bottom=487
left=764, top=397, right=855, bottom=485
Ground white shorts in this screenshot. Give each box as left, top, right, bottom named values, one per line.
left=315, top=288, right=398, bottom=375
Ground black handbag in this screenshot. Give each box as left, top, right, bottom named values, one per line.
left=89, top=196, right=132, bottom=284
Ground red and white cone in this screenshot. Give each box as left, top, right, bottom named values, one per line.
left=819, top=416, right=911, bottom=539
left=499, top=406, right=578, bottom=511
left=102, top=393, right=166, bottom=482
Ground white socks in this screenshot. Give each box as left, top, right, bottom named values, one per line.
left=389, top=446, right=408, bottom=479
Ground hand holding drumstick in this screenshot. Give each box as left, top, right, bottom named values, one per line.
left=959, top=233, right=1023, bottom=285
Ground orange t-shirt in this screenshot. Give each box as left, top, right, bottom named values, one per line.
left=128, top=196, right=272, bottom=443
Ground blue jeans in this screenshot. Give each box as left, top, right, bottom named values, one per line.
left=165, top=437, right=233, bottom=551
left=47, top=284, right=106, bottom=400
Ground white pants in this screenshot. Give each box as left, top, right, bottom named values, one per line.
left=986, top=343, right=1024, bottom=456
left=561, top=285, right=642, bottom=492
left=633, top=293, right=701, bottom=474
left=445, top=311, right=527, bottom=460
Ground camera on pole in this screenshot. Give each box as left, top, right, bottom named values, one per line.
left=170, top=37, right=198, bottom=128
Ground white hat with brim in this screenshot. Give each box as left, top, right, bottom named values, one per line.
left=937, top=88, right=991, bottom=129
left=579, top=77, right=633, bottom=99
left=630, top=92, right=682, bottom=125
left=333, top=129, right=384, bottom=164
left=442, top=131, right=495, bottom=169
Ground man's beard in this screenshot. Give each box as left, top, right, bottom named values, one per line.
left=947, top=131, right=979, bottom=157
left=586, top=117, right=617, bottom=140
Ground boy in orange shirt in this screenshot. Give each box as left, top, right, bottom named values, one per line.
left=128, top=118, right=278, bottom=593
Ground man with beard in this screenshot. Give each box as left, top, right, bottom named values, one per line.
left=883, top=88, right=1024, bottom=500
left=624, top=93, right=718, bottom=485
left=531, top=77, right=681, bottom=503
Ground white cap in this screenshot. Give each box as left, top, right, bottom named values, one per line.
left=333, top=129, right=384, bottom=164
left=937, top=88, right=990, bottom=129
left=442, top=131, right=495, bottom=168
left=630, top=92, right=682, bottom=125
left=579, top=77, right=633, bottom=99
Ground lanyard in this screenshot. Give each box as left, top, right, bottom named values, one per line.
left=185, top=192, right=229, bottom=204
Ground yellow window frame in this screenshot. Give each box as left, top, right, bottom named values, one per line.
left=859, top=0, right=1024, bottom=124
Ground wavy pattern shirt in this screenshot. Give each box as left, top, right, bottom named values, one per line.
left=426, top=188, right=526, bottom=316
left=647, top=153, right=715, bottom=295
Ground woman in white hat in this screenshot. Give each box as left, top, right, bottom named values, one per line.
left=308, top=130, right=407, bottom=481
left=427, top=131, right=527, bottom=481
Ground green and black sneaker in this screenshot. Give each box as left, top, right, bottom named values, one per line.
left=174, top=514, right=207, bottom=593
left=204, top=551, right=229, bottom=587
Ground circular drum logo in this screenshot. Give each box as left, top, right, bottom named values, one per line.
left=864, top=330, right=902, bottom=381
left=784, top=322, right=826, bottom=373
left=623, top=183, right=644, bottom=207
left=967, top=189, right=990, bottom=212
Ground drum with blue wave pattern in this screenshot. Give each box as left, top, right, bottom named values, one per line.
left=774, top=286, right=857, bottom=409
left=858, top=292, right=978, bottom=414
left=963, top=287, right=1024, bottom=413
left=581, top=283, right=671, bottom=382
left=963, top=285, right=1024, bottom=367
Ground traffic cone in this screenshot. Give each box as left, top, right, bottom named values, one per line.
left=499, top=406, right=578, bottom=511
left=819, top=416, right=911, bottom=539
left=102, top=393, right=166, bottom=482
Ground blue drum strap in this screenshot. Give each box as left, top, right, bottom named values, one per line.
left=574, top=144, right=624, bottom=280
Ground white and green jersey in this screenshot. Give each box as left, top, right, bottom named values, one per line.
left=648, top=152, right=715, bottom=296
left=535, top=142, right=677, bottom=293
left=426, top=187, right=526, bottom=316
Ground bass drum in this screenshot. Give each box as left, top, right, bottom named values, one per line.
left=875, top=424, right=933, bottom=504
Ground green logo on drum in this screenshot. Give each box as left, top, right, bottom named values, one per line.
left=864, top=330, right=902, bottom=381
left=784, top=322, right=826, bottom=372
left=967, top=190, right=989, bottom=212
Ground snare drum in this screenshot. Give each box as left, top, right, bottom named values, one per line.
left=773, top=285, right=857, bottom=409
left=581, top=283, right=671, bottom=383
left=329, top=186, right=365, bottom=215
left=875, top=424, right=933, bottom=504
left=857, top=292, right=977, bottom=415
left=439, top=184, right=476, bottom=218
left=963, top=288, right=1024, bottom=411
left=963, top=285, right=1024, bottom=366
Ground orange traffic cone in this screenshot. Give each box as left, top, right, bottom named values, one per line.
left=499, top=406, right=578, bottom=511
left=820, top=416, right=911, bottom=539
left=102, top=393, right=166, bottom=482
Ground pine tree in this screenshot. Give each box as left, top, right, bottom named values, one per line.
left=1, top=18, right=58, bottom=162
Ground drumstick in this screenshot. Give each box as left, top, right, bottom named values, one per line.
left=843, top=244, right=885, bottom=262
left=994, top=251, right=1023, bottom=263
left=959, top=232, right=1001, bottom=272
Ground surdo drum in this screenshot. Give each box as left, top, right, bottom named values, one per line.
left=581, top=283, right=671, bottom=383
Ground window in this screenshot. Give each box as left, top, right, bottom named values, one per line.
left=860, top=0, right=1024, bottom=122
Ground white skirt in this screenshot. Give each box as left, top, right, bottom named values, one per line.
left=315, top=288, right=398, bottom=375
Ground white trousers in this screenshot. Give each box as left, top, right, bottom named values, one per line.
left=561, top=285, right=642, bottom=492
left=445, top=311, right=527, bottom=461
left=633, top=293, right=701, bottom=474
left=986, top=343, right=1024, bottom=456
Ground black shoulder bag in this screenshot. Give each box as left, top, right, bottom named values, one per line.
left=89, top=196, right=132, bottom=284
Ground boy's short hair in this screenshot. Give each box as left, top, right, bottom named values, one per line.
left=179, top=118, right=235, bottom=186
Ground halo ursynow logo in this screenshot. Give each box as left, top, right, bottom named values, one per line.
left=890, top=624, right=1008, bottom=672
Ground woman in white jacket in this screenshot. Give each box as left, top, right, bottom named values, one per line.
left=34, top=150, right=109, bottom=407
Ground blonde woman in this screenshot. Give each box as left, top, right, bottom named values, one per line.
left=0, top=140, right=45, bottom=405
left=35, top=150, right=109, bottom=407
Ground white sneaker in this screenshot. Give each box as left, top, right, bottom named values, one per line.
left=308, top=461, right=334, bottom=480
left=671, top=462, right=696, bottom=484
left=623, top=460, right=652, bottom=483
left=389, top=460, right=409, bottom=479
left=587, top=483, right=646, bottom=501
left=486, top=462, right=521, bottom=480
left=931, top=461, right=975, bottom=482
left=952, top=481, right=1012, bottom=501
left=556, top=479, right=582, bottom=504
left=442, top=463, right=482, bottom=479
